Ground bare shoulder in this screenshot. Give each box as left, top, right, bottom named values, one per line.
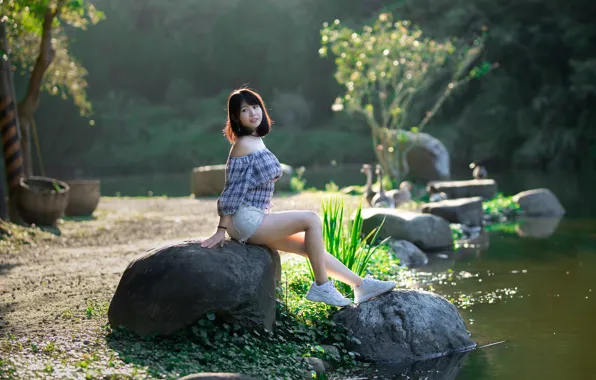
left=230, top=137, right=264, bottom=157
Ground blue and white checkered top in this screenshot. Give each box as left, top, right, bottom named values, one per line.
left=217, top=148, right=283, bottom=216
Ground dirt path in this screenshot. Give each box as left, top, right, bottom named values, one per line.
left=0, top=193, right=360, bottom=340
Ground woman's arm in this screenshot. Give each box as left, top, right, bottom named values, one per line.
left=218, top=215, right=233, bottom=234
left=216, top=156, right=253, bottom=216
left=201, top=214, right=233, bottom=248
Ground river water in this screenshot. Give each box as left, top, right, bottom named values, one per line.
left=345, top=168, right=596, bottom=379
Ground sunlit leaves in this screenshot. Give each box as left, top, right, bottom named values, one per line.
left=2, top=0, right=104, bottom=115
left=321, top=12, right=490, bottom=181
left=321, top=12, right=459, bottom=128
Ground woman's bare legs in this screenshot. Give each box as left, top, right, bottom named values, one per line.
left=263, top=232, right=362, bottom=287
left=248, top=211, right=333, bottom=285
left=247, top=210, right=396, bottom=305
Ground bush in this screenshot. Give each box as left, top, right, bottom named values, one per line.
left=482, top=193, right=521, bottom=220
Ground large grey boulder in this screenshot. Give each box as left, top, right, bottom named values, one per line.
left=359, top=208, right=453, bottom=251
left=422, top=197, right=484, bottom=226
left=513, top=188, right=565, bottom=216
left=191, top=164, right=227, bottom=197
left=428, top=179, right=497, bottom=200
left=108, top=239, right=281, bottom=337
left=386, top=239, right=429, bottom=267
left=404, top=132, right=451, bottom=181
left=191, top=164, right=293, bottom=197
left=333, top=290, right=476, bottom=363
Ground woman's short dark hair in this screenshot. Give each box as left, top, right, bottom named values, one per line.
left=224, top=88, right=272, bottom=143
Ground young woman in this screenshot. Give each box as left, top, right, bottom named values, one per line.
left=201, top=88, right=396, bottom=307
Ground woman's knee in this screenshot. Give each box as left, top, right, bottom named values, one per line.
left=304, top=211, right=322, bottom=231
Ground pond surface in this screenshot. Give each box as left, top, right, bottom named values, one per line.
left=98, top=167, right=595, bottom=380
left=349, top=217, right=596, bottom=380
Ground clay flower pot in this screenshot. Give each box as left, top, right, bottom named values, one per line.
left=64, top=179, right=101, bottom=217
left=17, top=176, right=70, bottom=226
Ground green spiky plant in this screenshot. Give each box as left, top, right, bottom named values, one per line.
left=308, top=197, right=389, bottom=294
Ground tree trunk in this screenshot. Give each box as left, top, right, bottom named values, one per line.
left=0, top=21, right=25, bottom=221
left=16, top=108, right=33, bottom=176
left=373, top=128, right=412, bottom=184
left=18, top=0, right=66, bottom=176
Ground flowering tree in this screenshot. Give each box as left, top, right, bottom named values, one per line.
left=320, top=13, right=493, bottom=182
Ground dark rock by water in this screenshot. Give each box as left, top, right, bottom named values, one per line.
left=386, top=239, right=429, bottom=267
left=513, top=188, right=565, bottom=216
left=359, top=208, right=453, bottom=251
left=333, top=290, right=476, bottom=364
left=404, top=132, right=451, bottom=181
left=422, top=196, right=484, bottom=226
left=108, top=239, right=281, bottom=337
left=428, top=179, right=498, bottom=200
left=301, top=357, right=329, bottom=377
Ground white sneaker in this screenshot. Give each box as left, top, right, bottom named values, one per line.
left=354, top=276, right=397, bottom=304
left=305, top=281, right=353, bottom=307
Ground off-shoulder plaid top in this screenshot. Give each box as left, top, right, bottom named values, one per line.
left=217, top=148, right=283, bottom=216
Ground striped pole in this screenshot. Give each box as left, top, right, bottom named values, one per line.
left=0, top=96, right=24, bottom=195
left=0, top=21, right=25, bottom=220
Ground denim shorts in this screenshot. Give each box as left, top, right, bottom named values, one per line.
left=231, top=204, right=266, bottom=243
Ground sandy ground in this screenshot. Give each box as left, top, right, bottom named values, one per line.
left=0, top=192, right=361, bottom=341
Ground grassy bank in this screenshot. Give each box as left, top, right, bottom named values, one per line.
left=0, top=247, right=406, bottom=379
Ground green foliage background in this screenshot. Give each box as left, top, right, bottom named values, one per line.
left=13, top=0, right=596, bottom=177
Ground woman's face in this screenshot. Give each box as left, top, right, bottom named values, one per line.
left=238, top=101, right=263, bottom=130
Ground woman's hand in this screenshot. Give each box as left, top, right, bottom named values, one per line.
left=201, top=229, right=226, bottom=248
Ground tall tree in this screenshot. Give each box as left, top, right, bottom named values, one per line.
left=321, top=13, right=492, bottom=181
left=2, top=0, right=103, bottom=175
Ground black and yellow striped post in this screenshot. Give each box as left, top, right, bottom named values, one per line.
left=0, top=96, right=24, bottom=216
left=1, top=20, right=25, bottom=221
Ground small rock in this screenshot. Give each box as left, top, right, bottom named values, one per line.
left=513, top=188, right=565, bottom=216
left=427, top=179, right=498, bottom=200
left=386, top=239, right=428, bottom=267
left=319, top=344, right=341, bottom=363
left=359, top=209, right=453, bottom=251
left=302, top=357, right=328, bottom=376
left=422, top=197, right=484, bottom=226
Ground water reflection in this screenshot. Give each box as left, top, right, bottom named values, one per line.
left=348, top=351, right=473, bottom=380
left=515, top=216, right=563, bottom=238
left=351, top=217, right=595, bottom=379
